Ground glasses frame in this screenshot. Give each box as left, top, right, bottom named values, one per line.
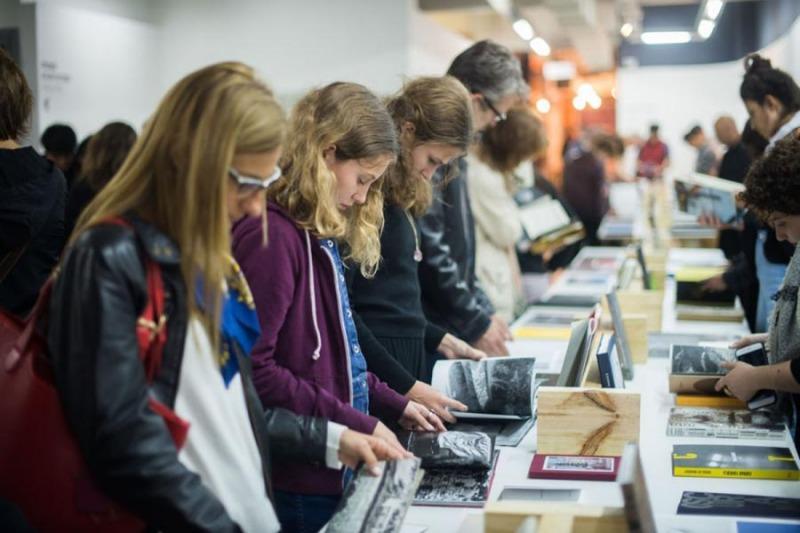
left=228, top=166, right=282, bottom=194
left=481, top=95, right=507, bottom=123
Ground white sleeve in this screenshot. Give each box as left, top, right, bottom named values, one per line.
left=325, top=421, right=347, bottom=469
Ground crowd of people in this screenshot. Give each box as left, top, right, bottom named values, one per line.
left=2, top=30, right=800, bottom=532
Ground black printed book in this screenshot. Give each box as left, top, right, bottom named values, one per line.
left=667, top=407, right=786, bottom=440
left=677, top=491, right=800, bottom=520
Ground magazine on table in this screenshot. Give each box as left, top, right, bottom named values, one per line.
left=674, top=172, right=744, bottom=224
left=326, top=458, right=423, bottom=533
left=430, top=357, right=537, bottom=420
left=411, top=450, right=500, bottom=508
left=667, top=407, right=786, bottom=440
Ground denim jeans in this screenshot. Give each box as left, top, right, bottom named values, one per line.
left=273, top=490, right=340, bottom=533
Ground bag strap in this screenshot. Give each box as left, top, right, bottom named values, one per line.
left=0, top=243, right=28, bottom=283
left=5, top=216, right=168, bottom=382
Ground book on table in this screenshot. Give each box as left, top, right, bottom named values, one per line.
left=675, top=394, right=746, bottom=409
left=666, top=407, right=786, bottom=440
left=672, top=444, right=800, bottom=480
left=675, top=266, right=736, bottom=306
left=518, top=196, right=585, bottom=254
left=676, top=491, right=800, bottom=520
left=596, top=333, right=625, bottom=388
left=528, top=453, right=619, bottom=482
left=674, top=172, right=744, bottom=223
left=401, top=430, right=500, bottom=508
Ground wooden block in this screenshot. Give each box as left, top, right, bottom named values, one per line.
left=617, top=290, right=662, bottom=332
left=536, top=387, right=641, bottom=456
left=621, top=314, right=648, bottom=364
left=484, top=502, right=628, bottom=533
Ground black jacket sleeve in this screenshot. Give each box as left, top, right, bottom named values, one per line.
left=47, top=226, right=239, bottom=532
left=417, top=182, right=492, bottom=344
left=424, top=322, right=447, bottom=355
left=353, top=310, right=416, bottom=394
left=264, top=408, right=328, bottom=464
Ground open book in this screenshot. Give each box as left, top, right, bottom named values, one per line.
left=674, top=173, right=744, bottom=223
left=431, top=357, right=536, bottom=420
left=326, top=458, right=423, bottom=533
left=518, top=196, right=585, bottom=254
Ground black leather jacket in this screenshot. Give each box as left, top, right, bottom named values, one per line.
left=47, top=217, right=328, bottom=532
left=418, top=158, right=495, bottom=344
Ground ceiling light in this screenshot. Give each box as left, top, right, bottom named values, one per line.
left=572, top=96, right=586, bottom=111
left=536, top=98, right=551, bottom=114
left=620, top=23, right=633, bottom=38
left=588, top=94, right=602, bottom=109
left=530, top=37, right=551, bottom=57
left=705, top=0, right=724, bottom=20
left=578, top=83, right=595, bottom=97
left=698, top=19, right=715, bottom=39
left=487, top=0, right=512, bottom=18
left=611, top=87, right=617, bottom=99
left=513, top=19, right=534, bottom=41
left=640, top=31, right=692, bottom=45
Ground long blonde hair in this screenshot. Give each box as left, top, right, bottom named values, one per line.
left=72, top=61, right=286, bottom=342
left=269, top=82, right=399, bottom=277
left=383, top=76, right=473, bottom=216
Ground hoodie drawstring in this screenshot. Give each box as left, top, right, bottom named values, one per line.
left=305, top=230, right=323, bottom=360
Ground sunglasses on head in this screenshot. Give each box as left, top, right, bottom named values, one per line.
left=228, top=166, right=281, bottom=195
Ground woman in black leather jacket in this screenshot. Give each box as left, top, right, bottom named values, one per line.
left=46, top=62, right=405, bottom=532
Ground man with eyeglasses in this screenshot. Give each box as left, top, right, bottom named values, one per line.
left=417, top=40, right=527, bottom=363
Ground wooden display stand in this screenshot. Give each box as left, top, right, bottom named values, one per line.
left=484, top=502, right=627, bottom=533
left=536, top=387, right=641, bottom=456
left=621, top=314, right=649, bottom=364
left=616, top=289, right=663, bottom=333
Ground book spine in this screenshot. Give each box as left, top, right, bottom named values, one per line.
left=596, top=350, right=613, bottom=388
left=673, top=467, right=800, bottom=480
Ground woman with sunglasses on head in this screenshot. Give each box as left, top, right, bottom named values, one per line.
left=233, top=82, right=438, bottom=533
left=348, top=76, right=484, bottom=399
left=46, top=63, right=404, bottom=533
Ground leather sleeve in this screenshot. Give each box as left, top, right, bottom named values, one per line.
left=417, top=180, right=492, bottom=344
left=264, top=408, right=327, bottom=464
left=47, top=225, right=239, bottom=532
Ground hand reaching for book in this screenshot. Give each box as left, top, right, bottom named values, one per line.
left=406, top=381, right=467, bottom=424
left=399, top=401, right=446, bottom=433
left=439, top=333, right=487, bottom=361
left=715, top=361, right=761, bottom=401
left=701, top=274, right=727, bottom=293
left=472, top=318, right=509, bottom=356
left=729, top=333, right=768, bottom=350
left=372, top=421, right=410, bottom=455
left=338, top=429, right=411, bottom=476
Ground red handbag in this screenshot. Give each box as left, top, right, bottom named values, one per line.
left=0, top=218, right=189, bottom=532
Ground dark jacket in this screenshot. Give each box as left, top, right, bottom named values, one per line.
left=0, top=147, right=66, bottom=316
left=418, top=158, right=495, bottom=344
left=717, top=142, right=753, bottom=259
left=349, top=204, right=448, bottom=381
left=232, top=205, right=408, bottom=495
left=47, top=216, right=329, bottom=532
left=562, top=149, right=609, bottom=245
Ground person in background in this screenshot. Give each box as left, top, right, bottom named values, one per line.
left=562, top=133, right=621, bottom=245
left=233, top=82, right=438, bottom=533
left=716, top=133, right=800, bottom=447
left=683, top=125, right=719, bottom=175
left=636, top=124, right=669, bottom=180
left=418, top=40, right=527, bottom=358
left=713, top=116, right=752, bottom=260
left=40, top=123, right=77, bottom=185
left=348, top=76, right=485, bottom=392
left=469, top=106, right=546, bottom=321
left=65, top=121, right=137, bottom=237
left=741, top=54, right=800, bottom=151
left=47, top=62, right=405, bottom=533
left=0, top=48, right=66, bottom=317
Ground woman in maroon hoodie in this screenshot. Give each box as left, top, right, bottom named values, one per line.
left=232, top=82, right=440, bottom=533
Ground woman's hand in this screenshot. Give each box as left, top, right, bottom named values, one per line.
left=371, top=421, right=406, bottom=452
left=715, top=361, right=764, bottom=402
left=440, top=333, right=488, bottom=360
left=729, top=333, right=768, bottom=350
left=398, top=400, right=446, bottom=433
left=406, top=380, right=467, bottom=423
left=701, top=275, right=727, bottom=293
left=338, top=429, right=411, bottom=475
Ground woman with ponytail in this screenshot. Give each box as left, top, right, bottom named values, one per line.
left=741, top=54, right=800, bottom=150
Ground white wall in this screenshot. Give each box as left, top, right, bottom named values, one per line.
left=154, top=0, right=412, bottom=107
left=406, top=4, right=472, bottom=78
left=35, top=2, right=160, bottom=141
left=616, top=15, right=800, bottom=178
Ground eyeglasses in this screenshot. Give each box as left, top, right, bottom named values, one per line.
left=228, top=166, right=281, bottom=195
left=482, top=95, right=507, bottom=123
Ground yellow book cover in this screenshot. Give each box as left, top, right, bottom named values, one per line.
left=675, top=394, right=746, bottom=409
left=512, top=326, right=572, bottom=340
left=672, top=445, right=800, bottom=481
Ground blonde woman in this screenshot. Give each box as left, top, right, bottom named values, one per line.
left=233, top=82, right=438, bottom=533
left=46, top=63, right=404, bottom=532
left=348, top=76, right=486, bottom=390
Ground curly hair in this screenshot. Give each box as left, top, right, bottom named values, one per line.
left=740, top=133, right=800, bottom=220
left=383, top=76, right=473, bottom=216
left=269, top=82, right=399, bottom=277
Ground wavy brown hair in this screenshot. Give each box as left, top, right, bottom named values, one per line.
left=383, top=76, right=473, bottom=216
left=269, top=82, right=399, bottom=277
left=475, top=105, right=546, bottom=190
left=73, top=62, right=286, bottom=344
left=740, top=132, right=800, bottom=220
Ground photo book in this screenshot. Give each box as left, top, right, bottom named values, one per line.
left=528, top=453, right=619, bottom=482
left=672, top=444, right=800, bottom=480
left=327, top=458, right=423, bottom=533
left=677, top=491, right=800, bottom=521
left=674, top=172, right=745, bottom=224
left=675, top=266, right=736, bottom=307
left=667, top=407, right=786, bottom=440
